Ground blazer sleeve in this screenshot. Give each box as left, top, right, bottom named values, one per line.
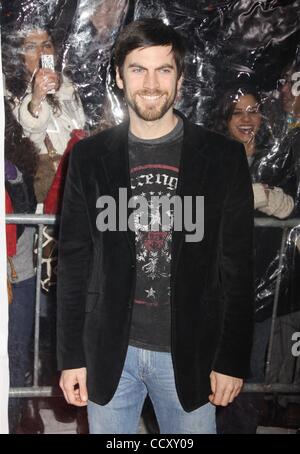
left=212, top=144, right=254, bottom=378
left=56, top=143, right=93, bottom=370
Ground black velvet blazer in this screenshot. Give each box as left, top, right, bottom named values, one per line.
left=57, top=114, right=254, bottom=412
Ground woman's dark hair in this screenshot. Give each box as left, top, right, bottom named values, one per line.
left=114, top=18, right=186, bottom=80
left=213, top=85, right=274, bottom=152
left=2, top=24, right=61, bottom=113
left=4, top=100, right=39, bottom=177
left=214, top=86, right=262, bottom=135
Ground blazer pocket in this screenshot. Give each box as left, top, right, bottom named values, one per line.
left=85, top=291, right=100, bottom=313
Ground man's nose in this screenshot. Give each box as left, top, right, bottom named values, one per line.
left=143, top=71, right=159, bottom=90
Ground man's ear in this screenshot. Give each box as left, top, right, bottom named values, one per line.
left=116, top=67, right=124, bottom=90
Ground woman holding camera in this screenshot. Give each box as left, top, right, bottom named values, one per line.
left=3, top=24, right=85, bottom=201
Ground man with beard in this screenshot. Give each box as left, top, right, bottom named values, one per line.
left=57, top=18, right=254, bottom=434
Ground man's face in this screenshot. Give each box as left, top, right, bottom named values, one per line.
left=116, top=45, right=182, bottom=122
left=280, top=69, right=300, bottom=116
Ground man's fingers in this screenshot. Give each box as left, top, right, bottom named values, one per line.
left=227, top=388, right=237, bottom=404
left=233, top=384, right=243, bottom=400
left=73, top=388, right=87, bottom=407
left=209, top=371, right=244, bottom=406
left=210, top=371, right=217, bottom=394
left=77, top=375, right=88, bottom=404
left=60, top=385, right=70, bottom=405
left=59, top=376, right=71, bottom=404
left=220, top=387, right=234, bottom=406
left=210, top=386, right=225, bottom=406
left=59, top=368, right=87, bottom=407
left=64, top=381, right=79, bottom=405
left=221, top=383, right=242, bottom=405
left=209, top=386, right=235, bottom=406
left=208, top=394, right=216, bottom=405
left=209, top=372, right=226, bottom=405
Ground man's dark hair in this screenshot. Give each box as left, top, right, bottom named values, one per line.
left=114, top=18, right=186, bottom=80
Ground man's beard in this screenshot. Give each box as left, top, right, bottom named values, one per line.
left=124, top=88, right=177, bottom=121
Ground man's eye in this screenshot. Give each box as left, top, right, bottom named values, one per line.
left=132, top=68, right=144, bottom=73
left=160, top=68, right=171, bottom=73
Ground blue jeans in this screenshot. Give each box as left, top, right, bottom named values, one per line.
left=8, top=276, right=36, bottom=433
left=88, top=346, right=216, bottom=434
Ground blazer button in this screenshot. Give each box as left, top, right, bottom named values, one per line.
left=131, top=264, right=136, bottom=269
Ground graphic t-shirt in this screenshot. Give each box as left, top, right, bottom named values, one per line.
left=128, top=118, right=183, bottom=351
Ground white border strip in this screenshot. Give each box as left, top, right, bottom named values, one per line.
left=0, top=28, right=9, bottom=434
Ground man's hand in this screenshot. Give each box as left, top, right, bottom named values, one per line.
left=59, top=368, right=88, bottom=407
left=209, top=371, right=243, bottom=406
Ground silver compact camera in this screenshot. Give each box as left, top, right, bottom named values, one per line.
left=40, top=54, right=55, bottom=94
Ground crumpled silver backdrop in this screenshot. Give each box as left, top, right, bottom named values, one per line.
left=2, top=0, right=300, bottom=125
left=2, top=0, right=300, bottom=318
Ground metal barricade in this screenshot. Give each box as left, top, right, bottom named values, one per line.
left=5, top=214, right=300, bottom=397
left=7, top=214, right=58, bottom=398
left=245, top=218, right=300, bottom=394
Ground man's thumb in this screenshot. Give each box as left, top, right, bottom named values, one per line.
left=78, top=375, right=88, bottom=402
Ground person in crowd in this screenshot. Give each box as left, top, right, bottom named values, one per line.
left=3, top=22, right=85, bottom=202
left=3, top=22, right=86, bottom=429
left=255, top=59, right=300, bottom=428
left=214, top=86, right=296, bottom=433
left=64, top=0, right=133, bottom=131
left=263, top=56, right=300, bottom=212
left=4, top=100, right=43, bottom=434
left=215, top=87, right=294, bottom=219
left=277, top=59, right=300, bottom=211
left=279, top=60, right=300, bottom=130
left=267, top=59, right=300, bottom=428
left=57, top=18, right=254, bottom=434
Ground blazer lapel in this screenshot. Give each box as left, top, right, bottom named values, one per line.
left=172, top=118, right=210, bottom=275
left=176, top=119, right=209, bottom=198
left=100, top=122, right=136, bottom=259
